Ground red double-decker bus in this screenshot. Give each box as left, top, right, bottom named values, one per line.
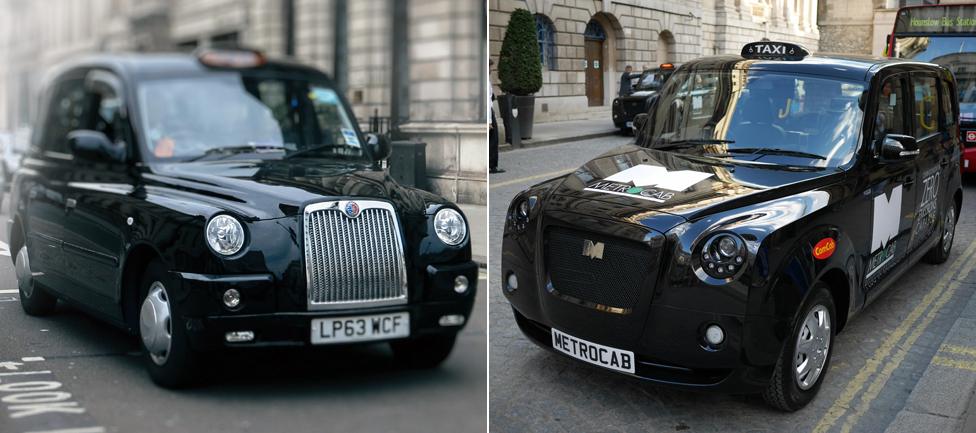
left=887, top=3, right=976, bottom=171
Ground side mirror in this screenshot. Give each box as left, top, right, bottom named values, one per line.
left=880, top=134, right=918, bottom=162
left=367, top=133, right=391, bottom=161
left=67, top=130, right=126, bottom=163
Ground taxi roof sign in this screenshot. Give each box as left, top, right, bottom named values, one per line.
left=741, top=41, right=809, bottom=61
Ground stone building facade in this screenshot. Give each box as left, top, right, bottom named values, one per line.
left=0, top=0, right=486, bottom=204
left=489, top=0, right=820, bottom=123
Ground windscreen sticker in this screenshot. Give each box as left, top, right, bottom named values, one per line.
left=341, top=128, right=361, bottom=148
left=583, top=164, right=713, bottom=203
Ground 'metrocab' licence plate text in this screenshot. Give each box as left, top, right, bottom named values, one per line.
left=551, top=328, right=635, bottom=373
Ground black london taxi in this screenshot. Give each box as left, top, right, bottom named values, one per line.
left=11, top=49, right=478, bottom=388
left=501, top=41, right=962, bottom=410
left=612, top=63, right=676, bottom=134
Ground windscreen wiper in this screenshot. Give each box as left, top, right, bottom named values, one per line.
left=655, top=139, right=735, bottom=150
left=186, top=144, right=284, bottom=162
left=726, top=147, right=826, bottom=160
left=282, top=144, right=353, bottom=160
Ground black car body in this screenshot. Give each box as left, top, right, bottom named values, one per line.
left=11, top=49, right=478, bottom=387
left=502, top=42, right=962, bottom=410
left=612, top=65, right=675, bottom=133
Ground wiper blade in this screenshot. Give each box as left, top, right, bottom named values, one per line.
left=656, top=139, right=735, bottom=150
left=727, top=147, right=826, bottom=160
left=282, top=144, right=351, bottom=160
left=186, top=144, right=284, bottom=162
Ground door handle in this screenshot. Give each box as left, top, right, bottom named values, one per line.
left=941, top=158, right=950, bottom=168
left=65, top=198, right=77, bottom=210
left=905, top=176, right=915, bottom=186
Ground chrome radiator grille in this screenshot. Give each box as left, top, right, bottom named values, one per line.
left=303, top=200, right=408, bottom=309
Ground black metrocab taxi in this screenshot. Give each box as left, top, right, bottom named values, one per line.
left=11, top=49, right=478, bottom=387
left=501, top=42, right=962, bottom=410
left=611, top=63, right=676, bottom=133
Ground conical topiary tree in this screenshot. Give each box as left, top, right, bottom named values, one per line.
left=498, top=8, right=543, bottom=96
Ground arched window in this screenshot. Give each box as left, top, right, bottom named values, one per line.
left=535, top=14, right=556, bottom=70
left=584, top=20, right=606, bottom=41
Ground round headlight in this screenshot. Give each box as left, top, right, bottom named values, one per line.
left=700, top=233, right=746, bottom=280
left=206, top=214, right=246, bottom=256
left=434, top=208, right=467, bottom=246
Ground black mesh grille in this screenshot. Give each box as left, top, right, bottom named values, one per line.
left=625, top=101, right=644, bottom=115
left=545, top=227, right=656, bottom=310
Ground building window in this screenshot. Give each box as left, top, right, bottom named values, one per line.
left=535, top=15, right=556, bottom=70
left=899, top=0, right=938, bottom=6
left=211, top=32, right=240, bottom=48
left=584, top=20, right=606, bottom=41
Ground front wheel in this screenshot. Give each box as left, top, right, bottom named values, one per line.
left=763, top=284, right=836, bottom=411
left=140, top=260, right=202, bottom=388
left=390, top=334, right=457, bottom=369
left=924, top=203, right=956, bottom=264
left=16, top=246, right=57, bottom=316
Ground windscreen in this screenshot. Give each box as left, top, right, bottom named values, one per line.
left=137, top=72, right=367, bottom=162
left=644, top=68, right=865, bottom=168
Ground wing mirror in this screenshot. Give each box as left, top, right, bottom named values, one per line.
left=880, top=134, right=918, bottom=163
left=67, top=130, right=126, bottom=163
left=367, top=133, right=391, bottom=162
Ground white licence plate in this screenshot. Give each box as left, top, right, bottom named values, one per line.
left=625, top=121, right=633, bottom=128
left=311, top=312, right=410, bottom=344
left=551, top=328, right=635, bottom=373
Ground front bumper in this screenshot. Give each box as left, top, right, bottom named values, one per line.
left=175, top=261, right=478, bottom=350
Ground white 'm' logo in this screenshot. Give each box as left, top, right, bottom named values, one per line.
left=872, top=185, right=902, bottom=251
left=602, top=164, right=713, bottom=192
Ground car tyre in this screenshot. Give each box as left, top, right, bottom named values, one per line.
left=140, top=260, right=202, bottom=388
left=923, top=202, right=956, bottom=264
left=16, top=245, right=57, bottom=316
left=390, top=334, right=457, bottom=369
left=762, top=283, right=835, bottom=411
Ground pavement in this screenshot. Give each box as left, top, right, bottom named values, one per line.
left=498, top=116, right=619, bottom=151
left=0, top=194, right=488, bottom=433
left=458, top=203, right=487, bottom=266
left=488, top=134, right=976, bottom=433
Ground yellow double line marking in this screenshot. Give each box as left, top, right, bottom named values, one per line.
left=814, top=238, right=976, bottom=433
left=931, top=344, right=976, bottom=373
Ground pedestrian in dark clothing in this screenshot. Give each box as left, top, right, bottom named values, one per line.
left=489, top=60, right=504, bottom=173
left=618, top=65, right=639, bottom=96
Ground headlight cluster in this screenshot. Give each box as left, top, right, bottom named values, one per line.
left=700, top=232, right=747, bottom=280
left=434, top=208, right=467, bottom=246
left=510, top=195, right=537, bottom=231
left=206, top=214, right=246, bottom=256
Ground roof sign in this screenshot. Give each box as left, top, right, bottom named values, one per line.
left=741, top=41, right=809, bottom=61
left=196, top=49, right=266, bottom=68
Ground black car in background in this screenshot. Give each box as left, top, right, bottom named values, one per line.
left=502, top=42, right=961, bottom=410
left=11, top=49, right=478, bottom=387
left=612, top=64, right=675, bottom=134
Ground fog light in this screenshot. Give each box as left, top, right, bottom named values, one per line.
left=223, top=288, right=241, bottom=308
left=705, top=324, right=725, bottom=346
left=506, top=272, right=518, bottom=292
left=225, top=330, right=254, bottom=343
left=439, top=314, right=465, bottom=327
left=454, top=275, right=469, bottom=294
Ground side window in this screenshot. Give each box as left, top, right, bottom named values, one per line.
left=940, top=78, right=957, bottom=130
left=38, top=78, right=89, bottom=153
left=90, top=86, right=125, bottom=144
left=873, top=76, right=907, bottom=145
left=912, top=74, right=939, bottom=138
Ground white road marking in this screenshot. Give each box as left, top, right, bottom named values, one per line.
left=0, top=289, right=18, bottom=294
left=0, top=370, right=51, bottom=377
left=0, top=240, right=9, bottom=256
left=22, top=357, right=45, bottom=362
left=24, top=428, right=105, bottom=433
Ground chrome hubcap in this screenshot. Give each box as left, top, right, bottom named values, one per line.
left=15, top=246, right=33, bottom=298
left=943, top=206, right=955, bottom=255
left=794, top=305, right=831, bottom=390
left=140, top=281, right=172, bottom=366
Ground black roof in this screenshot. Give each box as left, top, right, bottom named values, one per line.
left=680, top=53, right=945, bottom=81
left=47, top=51, right=331, bottom=83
